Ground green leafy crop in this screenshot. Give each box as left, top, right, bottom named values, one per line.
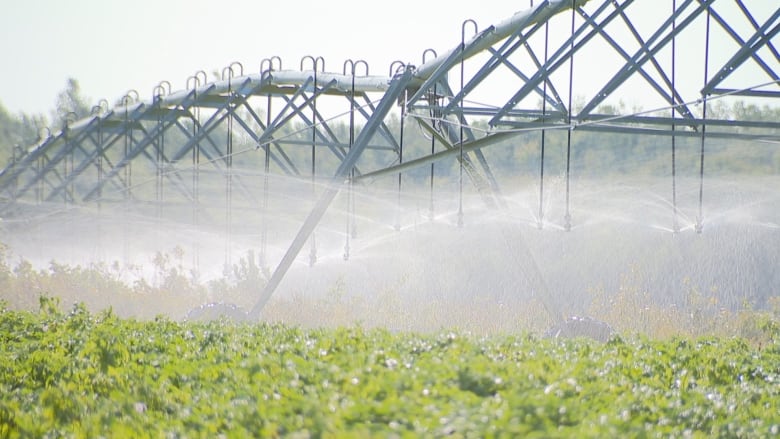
left=0, top=299, right=778, bottom=437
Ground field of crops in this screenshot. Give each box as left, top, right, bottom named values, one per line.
left=1, top=297, right=778, bottom=437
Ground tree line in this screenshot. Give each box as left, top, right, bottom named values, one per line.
left=1, top=78, right=779, bottom=181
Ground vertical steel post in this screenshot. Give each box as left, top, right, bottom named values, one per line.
left=63, top=112, right=78, bottom=205
left=259, top=58, right=280, bottom=270
left=459, top=20, right=478, bottom=228
left=423, top=48, right=438, bottom=220
left=187, top=71, right=205, bottom=273
left=248, top=66, right=414, bottom=319
left=91, top=102, right=106, bottom=261
left=671, top=0, right=679, bottom=234
left=538, top=20, right=550, bottom=230
left=222, top=62, right=242, bottom=266
left=344, top=62, right=354, bottom=260
left=153, top=85, right=164, bottom=221
left=563, top=0, right=576, bottom=232
left=62, top=119, right=70, bottom=205
left=696, top=6, right=711, bottom=234
left=396, top=89, right=406, bottom=232
left=342, top=59, right=368, bottom=259
left=301, top=55, right=325, bottom=267
left=121, top=93, right=132, bottom=267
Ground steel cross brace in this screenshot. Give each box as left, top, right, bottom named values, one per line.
left=251, top=77, right=355, bottom=176
left=0, top=140, right=52, bottom=196
left=46, top=108, right=183, bottom=204
left=490, top=36, right=568, bottom=116
left=407, top=26, right=496, bottom=107
left=86, top=79, right=253, bottom=201
left=9, top=117, right=102, bottom=204
left=45, top=121, right=119, bottom=203
left=490, top=0, right=634, bottom=126
left=80, top=101, right=169, bottom=201
left=570, top=123, right=780, bottom=142
left=438, top=11, right=566, bottom=115
left=343, top=92, right=406, bottom=155
left=734, top=0, right=780, bottom=62
left=162, top=89, right=277, bottom=205
left=702, top=6, right=780, bottom=96
left=0, top=133, right=65, bottom=198
left=75, top=103, right=153, bottom=196
left=83, top=78, right=257, bottom=202
left=252, top=76, right=322, bottom=170
left=276, top=88, right=351, bottom=162
left=248, top=67, right=414, bottom=318
left=576, top=7, right=697, bottom=124
left=578, top=0, right=716, bottom=117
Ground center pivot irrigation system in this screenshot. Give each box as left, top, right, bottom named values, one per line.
left=0, top=0, right=778, bottom=321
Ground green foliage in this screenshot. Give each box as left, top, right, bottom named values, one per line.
left=587, top=270, right=780, bottom=343
left=54, top=78, right=91, bottom=125
left=0, top=244, right=278, bottom=323
left=2, top=81, right=780, bottom=189
left=0, top=77, right=94, bottom=165
left=0, top=246, right=211, bottom=319
left=0, top=227, right=777, bottom=436
left=208, top=249, right=268, bottom=303
left=0, top=102, right=46, bottom=165
left=0, top=306, right=778, bottom=437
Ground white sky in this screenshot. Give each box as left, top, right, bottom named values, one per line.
left=0, top=1, right=776, bottom=118
left=0, top=0, right=520, bottom=116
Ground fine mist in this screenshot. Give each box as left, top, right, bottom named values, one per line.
left=1, top=172, right=778, bottom=334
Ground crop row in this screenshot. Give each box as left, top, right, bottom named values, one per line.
left=1, top=297, right=779, bottom=437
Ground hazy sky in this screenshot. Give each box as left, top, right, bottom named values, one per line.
left=1, top=1, right=776, bottom=119
left=0, top=0, right=521, bottom=116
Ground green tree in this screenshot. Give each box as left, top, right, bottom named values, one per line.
left=53, top=77, right=91, bottom=127
left=0, top=101, right=16, bottom=163
left=0, top=101, right=47, bottom=165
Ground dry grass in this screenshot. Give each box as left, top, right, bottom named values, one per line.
left=1, top=245, right=777, bottom=342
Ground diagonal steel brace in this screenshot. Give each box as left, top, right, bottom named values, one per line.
left=248, top=67, right=414, bottom=319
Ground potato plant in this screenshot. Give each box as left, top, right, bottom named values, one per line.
left=1, top=297, right=778, bottom=437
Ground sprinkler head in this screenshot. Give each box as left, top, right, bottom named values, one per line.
left=563, top=213, right=572, bottom=232
left=695, top=220, right=703, bottom=234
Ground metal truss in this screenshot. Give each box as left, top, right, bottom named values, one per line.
left=0, top=0, right=778, bottom=312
